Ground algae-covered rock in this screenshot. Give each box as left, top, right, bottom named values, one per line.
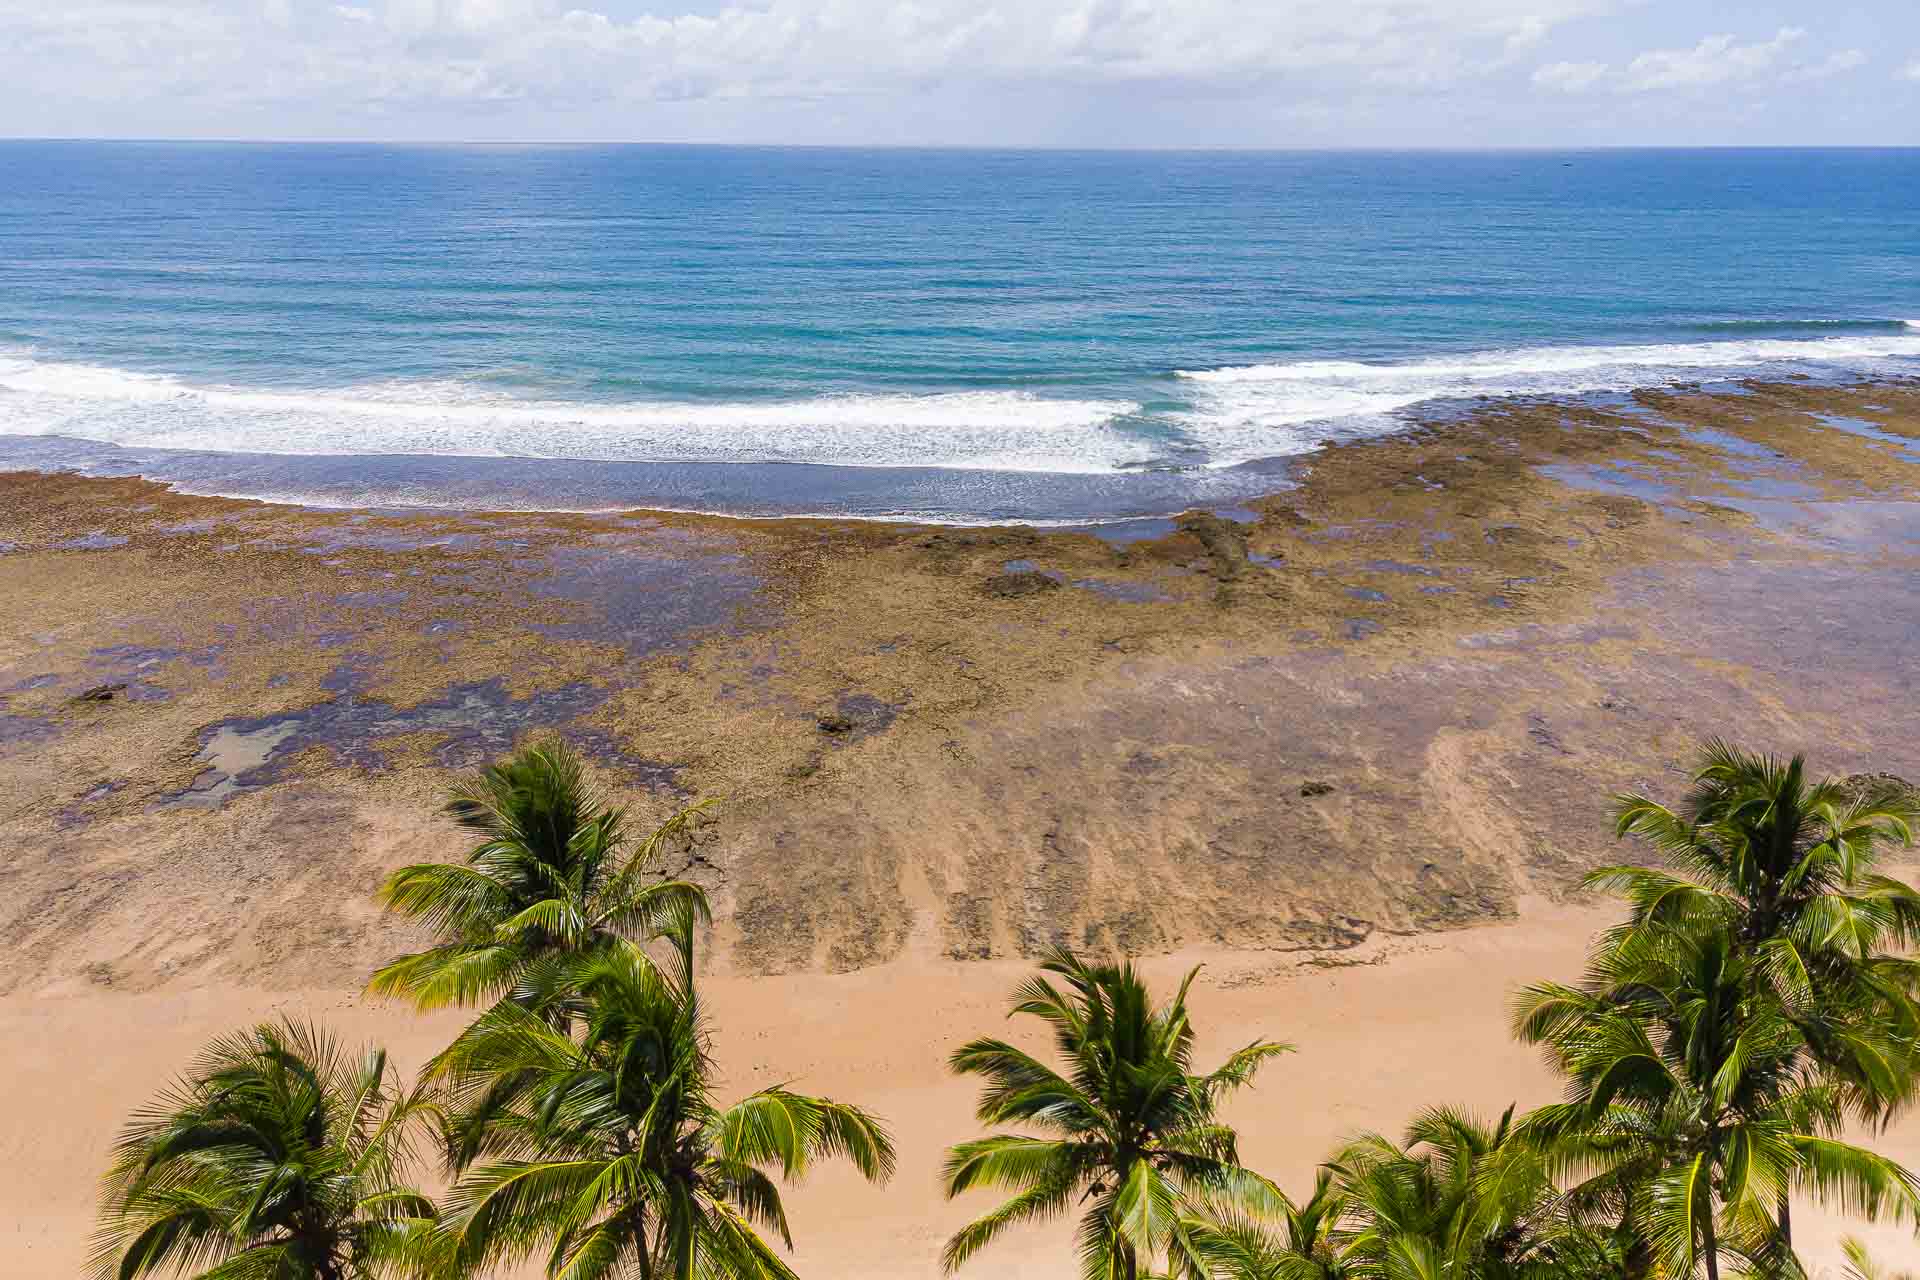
left=982, top=570, right=1061, bottom=598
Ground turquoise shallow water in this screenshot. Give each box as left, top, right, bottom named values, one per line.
left=1, top=143, right=1917, bottom=520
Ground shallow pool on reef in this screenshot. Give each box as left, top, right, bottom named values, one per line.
left=1812, top=413, right=1920, bottom=461
left=522, top=533, right=763, bottom=658
left=163, top=674, right=680, bottom=808
left=1073, top=577, right=1177, bottom=603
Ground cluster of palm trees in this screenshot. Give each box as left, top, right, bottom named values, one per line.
left=94, top=741, right=1920, bottom=1280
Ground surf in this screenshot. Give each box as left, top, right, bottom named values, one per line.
left=3, top=325, right=1918, bottom=479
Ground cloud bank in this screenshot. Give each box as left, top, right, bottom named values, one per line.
left=0, top=0, right=1912, bottom=144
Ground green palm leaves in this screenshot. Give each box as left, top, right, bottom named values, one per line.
left=1515, top=928, right=1920, bottom=1278
left=942, top=947, right=1292, bottom=1280
left=428, top=937, right=895, bottom=1280
left=377, top=742, right=894, bottom=1280
left=1512, top=743, right=1920, bottom=1277
left=1329, top=1106, right=1563, bottom=1280
left=92, top=1020, right=438, bottom=1280
left=1179, top=1168, right=1350, bottom=1280
left=1597, top=740, right=1920, bottom=1049
left=368, top=743, right=711, bottom=1011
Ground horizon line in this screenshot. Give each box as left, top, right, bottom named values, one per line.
left=4, top=136, right=1920, bottom=153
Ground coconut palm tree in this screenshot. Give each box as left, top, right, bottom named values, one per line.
left=1178, top=1168, right=1352, bottom=1280
left=941, top=947, right=1293, bottom=1280
left=426, top=918, right=894, bottom=1280
left=92, top=1020, right=437, bottom=1280
left=1328, top=1105, right=1569, bottom=1280
left=1597, top=743, right=1920, bottom=1062
left=367, top=742, right=710, bottom=1012
left=1593, top=743, right=1920, bottom=1252
left=1514, top=926, right=1920, bottom=1280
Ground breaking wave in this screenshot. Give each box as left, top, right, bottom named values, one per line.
left=2, top=326, right=1917, bottom=479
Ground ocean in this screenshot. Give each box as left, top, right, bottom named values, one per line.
left=2, top=143, right=1917, bottom=522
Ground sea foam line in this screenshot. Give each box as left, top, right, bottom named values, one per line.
left=0, top=357, right=1148, bottom=475
left=1, top=327, right=1917, bottom=476
left=1170, top=330, right=1920, bottom=466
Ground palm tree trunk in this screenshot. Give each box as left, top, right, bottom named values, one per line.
left=1617, top=1190, right=1653, bottom=1280
left=1702, top=1209, right=1720, bottom=1280
left=1777, top=1190, right=1792, bottom=1252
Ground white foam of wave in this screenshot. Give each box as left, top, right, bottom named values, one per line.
left=1172, top=332, right=1920, bottom=466
left=0, top=357, right=1148, bottom=474
left=3, top=328, right=1917, bottom=477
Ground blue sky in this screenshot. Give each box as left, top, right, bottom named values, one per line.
left=1, top=0, right=1916, bottom=146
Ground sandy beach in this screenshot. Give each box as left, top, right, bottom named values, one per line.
left=7, top=902, right=1919, bottom=1278
left=5, top=378, right=1920, bottom=1274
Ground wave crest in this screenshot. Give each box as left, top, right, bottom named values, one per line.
left=2, top=325, right=1917, bottom=479
left=0, top=358, right=1146, bottom=474
left=1170, top=331, right=1920, bottom=465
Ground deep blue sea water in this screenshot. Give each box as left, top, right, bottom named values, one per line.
left=2, top=143, right=1917, bottom=521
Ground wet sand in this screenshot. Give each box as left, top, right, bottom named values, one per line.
left=3, top=379, right=1920, bottom=1274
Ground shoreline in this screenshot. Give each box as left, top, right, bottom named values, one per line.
left=0, top=429, right=1300, bottom=528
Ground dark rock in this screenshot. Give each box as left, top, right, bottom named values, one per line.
left=1175, top=512, right=1250, bottom=579
left=817, top=693, right=900, bottom=741
left=1841, top=772, right=1915, bottom=802
left=1527, top=712, right=1571, bottom=755
left=982, top=570, right=1061, bottom=598
left=1300, top=781, right=1335, bottom=797
left=73, top=683, right=128, bottom=704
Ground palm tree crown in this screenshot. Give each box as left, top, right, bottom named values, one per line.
left=428, top=920, right=895, bottom=1280
left=93, top=1020, right=437, bottom=1280
left=1597, top=742, right=1920, bottom=1036
left=1330, top=1105, right=1566, bottom=1280
left=1179, top=1166, right=1351, bottom=1280
left=368, top=742, right=711, bottom=1011
left=942, top=946, right=1293, bottom=1280
left=1514, top=925, right=1920, bottom=1279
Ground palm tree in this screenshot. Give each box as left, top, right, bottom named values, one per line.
left=367, top=742, right=710, bottom=1012
left=1597, top=742, right=1920, bottom=1057
left=92, top=1020, right=437, bottom=1280
left=427, top=918, right=894, bottom=1280
left=1594, top=743, right=1920, bottom=1251
left=1179, top=1168, right=1351, bottom=1280
left=941, top=947, right=1293, bottom=1280
left=1329, top=1105, right=1567, bottom=1280
left=1514, top=926, right=1920, bottom=1280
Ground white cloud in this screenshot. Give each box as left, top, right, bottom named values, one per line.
left=1902, top=57, right=1920, bottom=81
left=1501, top=16, right=1550, bottom=53
left=1532, top=59, right=1607, bottom=92
left=1, top=0, right=1909, bottom=142
left=1621, top=26, right=1803, bottom=92
left=1783, top=48, right=1866, bottom=82
left=0, top=0, right=1614, bottom=117
left=1534, top=30, right=1871, bottom=98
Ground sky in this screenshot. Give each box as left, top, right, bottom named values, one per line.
left=1, top=0, right=1917, bottom=147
